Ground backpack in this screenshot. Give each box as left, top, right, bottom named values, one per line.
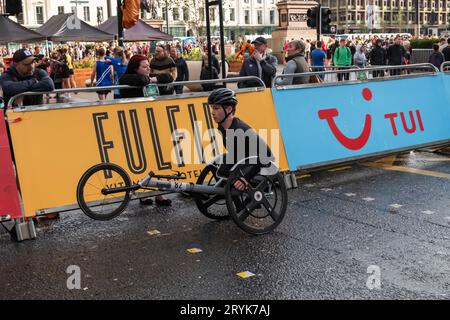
left=243, top=45, right=251, bottom=58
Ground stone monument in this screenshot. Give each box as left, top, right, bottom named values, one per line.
left=269, top=0, right=318, bottom=62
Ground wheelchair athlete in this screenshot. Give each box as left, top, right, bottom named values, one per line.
left=208, top=88, right=274, bottom=191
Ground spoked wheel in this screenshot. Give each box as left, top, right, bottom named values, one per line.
left=77, top=163, right=132, bottom=220
left=194, top=165, right=230, bottom=220
left=225, top=164, right=288, bottom=235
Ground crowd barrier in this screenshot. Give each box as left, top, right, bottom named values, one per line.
left=272, top=63, right=450, bottom=171
left=6, top=77, right=289, bottom=217
left=4, top=64, right=450, bottom=222
left=0, top=110, right=21, bottom=220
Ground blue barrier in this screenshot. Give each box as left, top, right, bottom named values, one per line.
left=272, top=73, right=450, bottom=171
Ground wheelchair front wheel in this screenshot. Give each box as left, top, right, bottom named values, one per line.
left=77, top=163, right=132, bottom=221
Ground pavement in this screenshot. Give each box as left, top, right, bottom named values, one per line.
left=1, top=148, right=450, bottom=300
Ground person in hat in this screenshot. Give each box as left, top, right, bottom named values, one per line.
left=0, top=48, right=54, bottom=109
left=237, top=37, right=278, bottom=89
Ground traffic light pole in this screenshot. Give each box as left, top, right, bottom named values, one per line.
left=317, top=4, right=321, bottom=42
left=117, top=0, right=124, bottom=47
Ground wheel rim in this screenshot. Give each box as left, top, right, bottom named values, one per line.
left=226, top=167, right=287, bottom=234
left=78, top=165, right=131, bottom=220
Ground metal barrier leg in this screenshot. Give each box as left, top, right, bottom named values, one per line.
left=1, top=218, right=36, bottom=242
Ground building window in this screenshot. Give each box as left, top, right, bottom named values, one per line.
left=383, top=0, right=388, bottom=6
left=199, top=8, right=204, bottom=21
left=35, top=6, right=44, bottom=24
left=230, top=8, right=235, bottom=21
left=83, top=6, right=90, bottom=22
left=71, top=7, right=76, bottom=14
left=97, top=7, right=103, bottom=24
left=257, top=0, right=262, bottom=4
left=17, top=12, right=24, bottom=24
left=173, top=8, right=179, bottom=21
left=244, top=0, right=249, bottom=3
left=163, top=7, right=167, bottom=21
left=209, top=8, right=215, bottom=22
left=270, top=10, right=275, bottom=24
left=244, top=10, right=250, bottom=24
left=183, top=7, right=189, bottom=21
left=58, top=6, right=64, bottom=14
left=257, top=10, right=262, bottom=24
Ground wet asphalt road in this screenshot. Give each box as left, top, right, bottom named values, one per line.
left=1, top=150, right=450, bottom=300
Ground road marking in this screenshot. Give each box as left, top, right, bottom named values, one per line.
left=365, top=162, right=450, bottom=180
left=362, top=197, right=375, bottom=202
left=345, top=193, right=356, bottom=197
left=328, top=166, right=352, bottom=172
left=187, top=248, right=203, bottom=254
left=304, top=184, right=315, bottom=188
left=296, top=174, right=311, bottom=179
left=422, top=210, right=435, bottom=215
left=389, top=204, right=403, bottom=209
left=147, top=230, right=161, bottom=236
left=237, top=271, right=255, bottom=279
left=321, top=188, right=332, bottom=192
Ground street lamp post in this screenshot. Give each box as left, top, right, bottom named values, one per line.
left=415, top=0, right=420, bottom=37
left=117, top=0, right=124, bottom=46
left=165, top=0, right=169, bottom=34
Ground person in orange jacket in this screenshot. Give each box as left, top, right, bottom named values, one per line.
left=236, top=40, right=254, bottom=60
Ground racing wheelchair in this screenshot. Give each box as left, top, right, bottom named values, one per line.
left=76, top=156, right=288, bottom=235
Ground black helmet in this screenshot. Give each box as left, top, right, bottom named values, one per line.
left=207, top=88, right=237, bottom=107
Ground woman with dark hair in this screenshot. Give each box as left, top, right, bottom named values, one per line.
left=118, top=54, right=172, bottom=207
left=119, top=54, right=155, bottom=98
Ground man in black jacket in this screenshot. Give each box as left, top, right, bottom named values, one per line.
left=238, top=37, right=278, bottom=89
left=369, top=39, right=387, bottom=78
left=0, top=49, right=54, bottom=108
left=442, top=38, right=450, bottom=62
left=387, top=36, right=406, bottom=76
left=169, top=47, right=189, bottom=94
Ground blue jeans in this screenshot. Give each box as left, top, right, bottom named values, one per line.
left=174, top=85, right=184, bottom=94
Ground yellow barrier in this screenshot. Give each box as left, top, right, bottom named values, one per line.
left=7, top=89, right=289, bottom=217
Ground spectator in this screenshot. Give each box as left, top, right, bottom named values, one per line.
left=311, top=40, right=326, bottom=80
left=275, top=40, right=309, bottom=86
left=354, top=44, right=367, bottom=68
left=333, top=39, right=352, bottom=81
left=429, top=43, right=445, bottom=69
left=170, top=46, right=189, bottom=94
left=202, top=50, right=220, bottom=75
left=0, top=48, right=54, bottom=108
left=439, top=38, right=448, bottom=52
left=107, top=47, right=128, bottom=99
left=238, top=37, right=277, bottom=88
left=236, top=40, right=254, bottom=60
left=200, top=54, right=219, bottom=91
left=63, top=47, right=77, bottom=92
left=369, top=39, right=387, bottom=78
left=90, top=47, right=114, bottom=100
left=387, top=36, right=405, bottom=76
left=49, top=51, right=64, bottom=102
left=330, top=40, right=339, bottom=65
left=149, top=45, right=177, bottom=96
left=58, top=48, right=71, bottom=97
left=354, top=44, right=368, bottom=80
left=442, top=38, right=450, bottom=62
left=118, top=55, right=172, bottom=207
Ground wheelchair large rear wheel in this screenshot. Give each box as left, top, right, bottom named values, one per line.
left=225, top=164, right=288, bottom=235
